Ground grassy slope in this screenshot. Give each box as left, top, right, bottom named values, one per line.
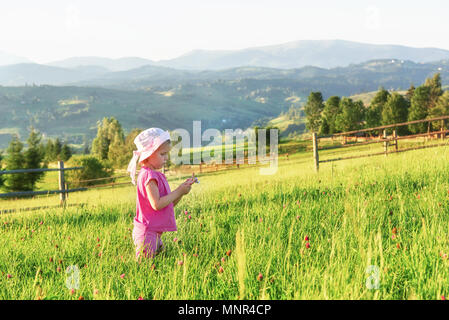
left=1, top=142, right=449, bottom=299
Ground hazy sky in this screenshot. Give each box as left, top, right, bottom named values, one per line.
left=1, top=0, right=448, bottom=63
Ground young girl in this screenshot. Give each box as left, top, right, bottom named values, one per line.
left=127, top=128, right=195, bottom=260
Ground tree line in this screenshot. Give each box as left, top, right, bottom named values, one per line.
left=304, top=73, right=449, bottom=136
left=0, top=128, right=72, bottom=192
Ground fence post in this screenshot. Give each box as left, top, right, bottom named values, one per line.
left=58, top=161, right=66, bottom=206
left=312, top=132, right=319, bottom=172
left=383, top=130, right=388, bottom=156
left=393, top=129, right=398, bottom=151
left=441, top=120, right=445, bottom=141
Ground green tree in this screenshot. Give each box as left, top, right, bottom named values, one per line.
left=320, top=96, right=341, bottom=134
left=381, top=93, right=409, bottom=135
left=44, top=139, right=55, bottom=162
left=4, top=135, right=27, bottom=192
left=405, top=84, right=415, bottom=103
left=92, top=117, right=124, bottom=160
left=0, top=152, right=4, bottom=189
left=23, top=128, right=46, bottom=190
left=60, top=143, right=72, bottom=161
left=304, top=92, right=324, bottom=133
left=424, top=73, right=443, bottom=110
left=334, top=98, right=364, bottom=133
left=429, top=91, right=449, bottom=130
left=408, top=85, right=431, bottom=133
left=53, top=138, right=62, bottom=160
left=365, top=87, right=390, bottom=129
left=108, top=131, right=127, bottom=167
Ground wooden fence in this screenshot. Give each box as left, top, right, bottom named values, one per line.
left=312, top=115, right=449, bottom=171
left=0, top=161, right=85, bottom=204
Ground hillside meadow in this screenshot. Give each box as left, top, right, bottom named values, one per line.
left=0, top=141, right=449, bottom=299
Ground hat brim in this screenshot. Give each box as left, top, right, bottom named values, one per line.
left=138, top=131, right=171, bottom=163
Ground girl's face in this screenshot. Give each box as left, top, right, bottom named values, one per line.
left=142, top=141, right=171, bottom=170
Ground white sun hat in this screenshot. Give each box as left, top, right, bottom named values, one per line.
left=127, top=128, right=171, bottom=185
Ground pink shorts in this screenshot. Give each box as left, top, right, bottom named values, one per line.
left=132, top=223, right=164, bottom=260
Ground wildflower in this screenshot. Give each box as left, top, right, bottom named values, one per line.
left=188, top=215, right=191, bottom=219
left=93, top=289, right=99, bottom=295
left=49, top=257, right=53, bottom=263
left=7, top=274, right=12, bottom=279
left=138, top=296, right=144, bottom=300
left=392, top=227, right=397, bottom=234
left=257, top=273, right=263, bottom=281
left=304, top=236, right=309, bottom=242
left=178, top=261, right=184, bottom=266
left=173, top=237, right=178, bottom=242
left=221, top=257, right=226, bottom=263
left=226, top=249, right=232, bottom=256
left=218, top=266, right=224, bottom=273
left=120, top=274, right=125, bottom=279
left=70, top=289, right=75, bottom=295
left=78, top=296, right=84, bottom=300
left=305, top=242, right=310, bottom=249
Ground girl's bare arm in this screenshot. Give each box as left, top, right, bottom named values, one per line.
left=146, top=179, right=193, bottom=210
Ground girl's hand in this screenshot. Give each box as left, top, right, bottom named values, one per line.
left=178, top=179, right=194, bottom=195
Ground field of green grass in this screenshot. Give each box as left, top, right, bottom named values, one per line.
left=1, top=140, right=449, bottom=300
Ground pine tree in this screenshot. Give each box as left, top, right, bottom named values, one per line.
left=23, top=128, right=45, bottom=190
left=45, top=139, right=55, bottom=162
left=304, top=92, right=324, bottom=133
left=4, top=135, right=27, bottom=192
left=408, top=86, right=431, bottom=133
left=53, top=138, right=62, bottom=160
left=60, top=143, right=72, bottom=161
left=429, top=91, right=449, bottom=130
left=366, top=87, right=390, bottom=129
left=320, top=96, right=341, bottom=134
left=424, top=73, right=443, bottom=110
left=381, top=93, right=409, bottom=134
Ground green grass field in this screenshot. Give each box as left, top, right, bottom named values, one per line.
left=1, top=141, right=449, bottom=300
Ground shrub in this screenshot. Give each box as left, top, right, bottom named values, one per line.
left=66, top=156, right=114, bottom=188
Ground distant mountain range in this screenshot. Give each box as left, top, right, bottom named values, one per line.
left=2, top=39, right=449, bottom=74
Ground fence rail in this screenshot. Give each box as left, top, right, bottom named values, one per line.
left=312, top=115, right=448, bottom=171
left=0, top=161, right=84, bottom=203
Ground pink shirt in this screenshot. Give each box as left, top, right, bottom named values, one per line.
left=134, top=166, right=177, bottom=232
